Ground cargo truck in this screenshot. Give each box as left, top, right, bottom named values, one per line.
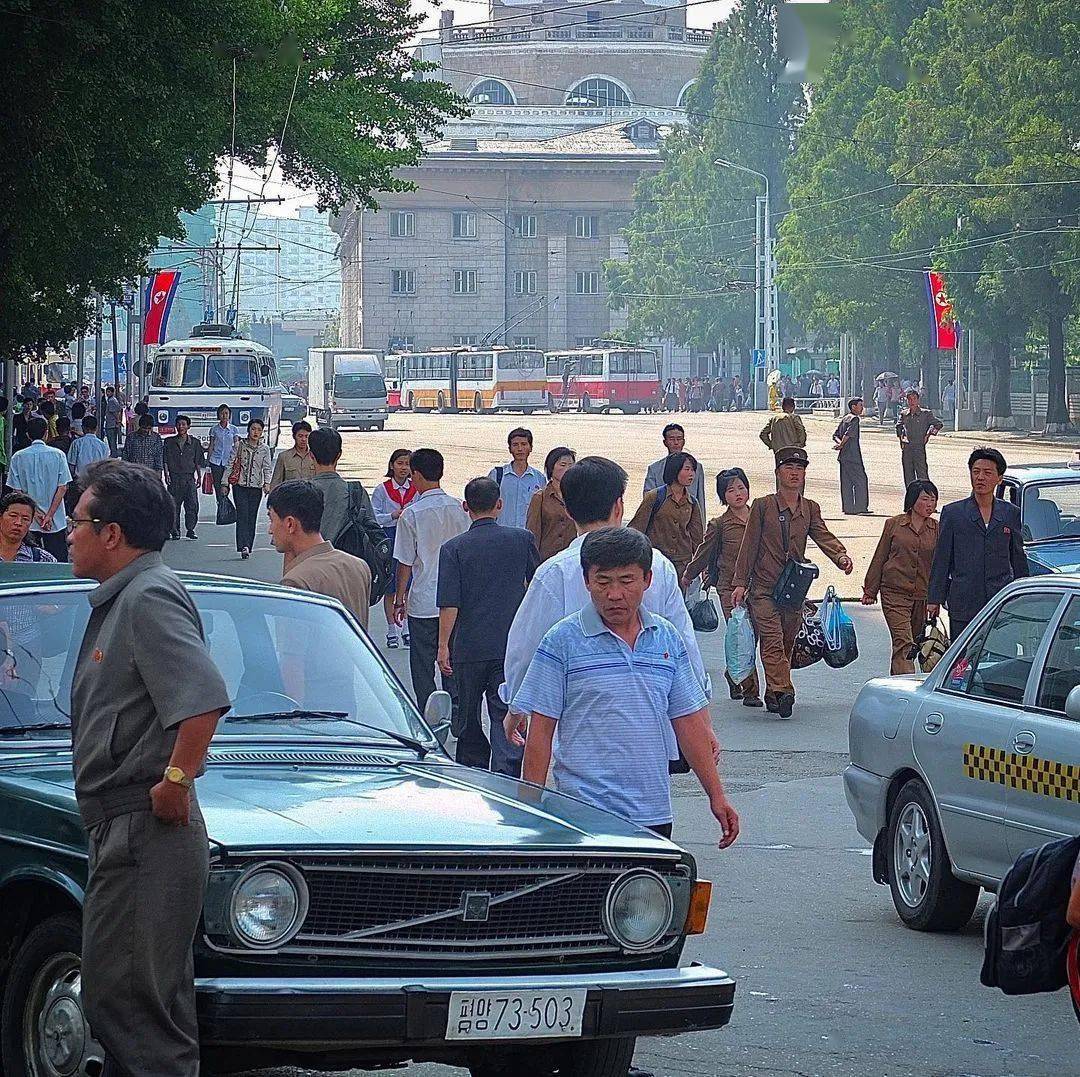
left=307, top=349, right=388, bottom=431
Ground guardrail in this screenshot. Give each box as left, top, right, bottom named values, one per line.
left=445, top=25, right=714, bottom=45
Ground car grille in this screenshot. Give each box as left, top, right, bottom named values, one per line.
left=275, top=855, right=683, bottom=960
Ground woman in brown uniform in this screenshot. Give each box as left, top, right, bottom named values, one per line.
left=629, top=451, right=703, bottom=587
left=862, top=480, right=940, bottom=674
left=684, top=467, right=762, bottom=707
left=526, top=446, right=577, bottom=561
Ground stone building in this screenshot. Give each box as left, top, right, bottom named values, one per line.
left=336, top=0, right=712, bottom=354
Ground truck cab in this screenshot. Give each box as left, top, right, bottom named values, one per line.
left=308, top=349, right=388, bottom=431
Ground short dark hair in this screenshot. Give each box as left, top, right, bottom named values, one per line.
left=848, top=398, right=863, bottom=411
left=661, top=423, right=684, bottom=440
left=507, top=427, right=533, bottom=447
left=662, top=451, right=698, bottom=487
left=267, top=479, right=324, bottom=534
left=543, top=445, right=576, bottom=480
left=409, top=448, right=444, bottom=482
left=968, top=446, right=1007, bottom=475
left=26, top=416, right=47, bottom=441
left=386, top=448, right=412, bottom=477
left=176, top=414, right=191, bottom=426
left=55, top=417, right=71, bottom=434
left=137, top=413, right=153, bottom=430
left=81, top=414, right=98, bottom=432
left=781, top=396, right=796, bottom=411
left=81, top=460, right=173, bottom=551
left=217, top=403, right=231, bottom=417
left=716, top=467, right=749, bottom=503
left=309, top=427, right=342, bottom=466
left=1, top=491, right=37, bottom=516
left=580, top=526, right=653, bottom=579
left=561, top=456, right=627, bottom=526
left=904, top=480, right=939, bottom=513
left=292, top=420, right=312, bottom=436
left=71, top=401, right=86, bottom=419
left=906, top=388, right=921, bottom=399
left=39, top=399, right=56, bottom=417
left=464, top=476, right=500, bottom=513
left=246, top=417, right=264, bottom=434
left=134, top=401, right=148, bottom=416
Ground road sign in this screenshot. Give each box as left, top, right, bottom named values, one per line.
left=752, top=348, right=767, bottom=368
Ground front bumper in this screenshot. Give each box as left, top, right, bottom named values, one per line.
left=843, top=763, right=889, bottom=843
left=196, top=964, right=735, bottom=1049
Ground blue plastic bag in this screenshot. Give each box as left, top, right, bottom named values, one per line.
left=725, top=605, right=757, bottom=683
left=821, top=586, right=858, bottom=668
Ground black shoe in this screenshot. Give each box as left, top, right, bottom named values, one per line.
left=764, top=692, right=779, bottom=713
left=742, top=695, right=764, bottom=708
left=629, top=1068, right=655, bottom=1077
left=725, top=673, right=743, bottom=701
left=168, top=532, right=180, bottom=540
left=186, top=530, right=197, bottom=540
left=777, top=692, right=795, bottom=719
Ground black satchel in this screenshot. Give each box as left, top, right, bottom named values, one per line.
left=770, top=500, right=819, bottom=608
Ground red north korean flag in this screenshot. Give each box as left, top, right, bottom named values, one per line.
left=143, top=270, right=181, bottom=345
left=925, top=270, right=959, bottom=350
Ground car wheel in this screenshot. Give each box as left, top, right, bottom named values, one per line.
left=375, top=422, right=385, bottom=431
left=0, top=912, right=106, bottom=1077
left=473, top=392, right=484, bottom=414
left=886, top=779, right=979, bottom=932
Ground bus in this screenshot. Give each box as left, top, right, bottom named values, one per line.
left=545, top=347, right=660, bottom=414
left=398, top=348, right=546, bottom=414
left=382, top=354, right=402, bottom=411
left=145, top=323, right=283, bottom=448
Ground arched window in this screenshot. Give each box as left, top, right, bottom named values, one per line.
left=566, top=77, right=632, bottom=108
left=677, top=80, right=696, bottom=109
left=469, top=79, right=516, bottom=105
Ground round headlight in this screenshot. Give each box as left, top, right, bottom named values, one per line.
left=229, top=862, right=308, bottom=949
left=603, top=869, right=674, bottom=951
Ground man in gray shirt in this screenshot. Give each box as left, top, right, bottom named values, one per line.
left=67, top=459, right=231, bottom=1077
left=308, top=426, right=384, bottom=552
left=832, top=397, right=871, bottom=514
left=643, top=422, right=706, bottom=524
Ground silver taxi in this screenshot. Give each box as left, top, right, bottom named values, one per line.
left=845, top=575, right=1080, bottom=931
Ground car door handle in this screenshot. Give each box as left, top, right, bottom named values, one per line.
left=923, top=712, right=943, bottom=734
left=1013, top=730, right=1036, bottom=755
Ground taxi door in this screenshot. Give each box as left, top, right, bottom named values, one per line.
left=1006, top=592, right=1080, bottom=860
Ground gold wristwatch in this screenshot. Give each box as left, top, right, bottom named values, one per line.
left=163, top=765, right=192, bottom=788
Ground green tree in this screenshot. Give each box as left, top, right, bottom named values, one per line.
left=609, top=0, right=801, bottom=374
left=0, top=0, right=464, bottom=359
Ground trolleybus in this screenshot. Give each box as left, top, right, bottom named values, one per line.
left=545, top=346, right=660, bottom=414
left=398, top=348, right=546, bottom=413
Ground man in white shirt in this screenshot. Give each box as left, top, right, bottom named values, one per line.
left=393, top=448, right=470, bottom=713
left=8, top=415, right=72, bottom=560
left=643, top=423, right=706, bottom=524
left=488, top=427, right=545, bottom=530
left=501, top=455, right=715, bottom=757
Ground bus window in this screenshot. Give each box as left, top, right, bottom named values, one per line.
left=609, top=352, right=630, bottom=375
left=207, top=356, right=260, bottom=389
left=633, top=351, right=658, bottom=375
left=581, top=356, right=603, bottom=377
left=153, top=354, right=205, bottom=388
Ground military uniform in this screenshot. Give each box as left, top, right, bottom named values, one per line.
left=896, top=407, right=942, bottom=487
left=72, top=552, right=230, bottom=1076
left=833, top=412, right=869, bottom=514
left=732, top=486, right=848, bottom=707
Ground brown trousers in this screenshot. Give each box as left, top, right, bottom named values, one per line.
left=747, top=594, right=802, bottom=696
left=720, top=591, right=760, bottom=699
left=881, top=590, right=926, bottom=675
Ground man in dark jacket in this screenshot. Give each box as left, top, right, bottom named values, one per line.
left=928, top=446, right=1029, bottom=639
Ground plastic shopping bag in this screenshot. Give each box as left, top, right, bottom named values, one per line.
left=791, top=602, right=826, bottom=669
left=725, top=605, right=757, bottom=683
left=687, top=580, right=720, bottom=633
left=821, top=586, right=859, bottom=669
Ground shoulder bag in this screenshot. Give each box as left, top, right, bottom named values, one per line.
left=643, top=485, right=668, bottom=536
left=770, top=498, right=819, bottom=608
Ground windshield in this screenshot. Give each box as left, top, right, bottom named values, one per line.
left=207, top=356, right=260, bottom=389
left=1022, top=483, right=1080, bottom=542
left=496, top=350, right=543, bottom=373
left=334, top=372, right=386, bottom=398
left=0, top=588, right=429, bottom=746
left=153, top=354, right=206, bottom=388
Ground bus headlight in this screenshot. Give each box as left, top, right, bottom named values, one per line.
left=602, top=870, right=674, bottom=951
left=229, top=862, right=308, bottom=948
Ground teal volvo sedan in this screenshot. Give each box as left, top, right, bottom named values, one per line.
left=0, top=567, right=734, bottom=1076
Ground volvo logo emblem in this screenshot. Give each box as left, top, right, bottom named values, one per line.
left=461, top=891, right=492, bottom=922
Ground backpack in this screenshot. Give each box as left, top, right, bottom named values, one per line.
left=981, top=834, right=1080, bottom=995
left=334, top=482, right=394, bottom=605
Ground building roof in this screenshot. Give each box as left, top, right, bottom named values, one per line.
left=423, top=118, right=669, bottom=160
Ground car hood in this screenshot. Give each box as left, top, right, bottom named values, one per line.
left=0, top=750, right=672, bottom=855
left=1026, top=539, right=1080, bottom=574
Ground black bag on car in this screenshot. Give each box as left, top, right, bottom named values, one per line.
left=981, top=834, right=1080, bottom=995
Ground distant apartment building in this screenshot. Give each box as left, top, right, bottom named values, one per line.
left=335, top=0, right=711, bottom=354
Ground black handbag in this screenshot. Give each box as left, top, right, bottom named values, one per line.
left=770, top=501, right=819, bottom=608
left=688, top=590, right=720, bottom=632
left=216, top=495, right=237, bottom=526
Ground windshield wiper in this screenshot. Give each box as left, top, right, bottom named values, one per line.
left=0, top=721, right=72, bottom=735
left=225, top=710, right=432, bottom=757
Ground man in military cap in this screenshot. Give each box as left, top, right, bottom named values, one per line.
left=731, top=448, right=853, bottom=719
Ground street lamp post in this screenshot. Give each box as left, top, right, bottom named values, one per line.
left=715, top=159, right=778, bottom=406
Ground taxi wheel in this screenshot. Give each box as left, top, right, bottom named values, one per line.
left=886, top=779, right=979, bottom=932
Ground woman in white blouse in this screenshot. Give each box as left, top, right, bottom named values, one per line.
left=228, top=418, right=273, bottom=559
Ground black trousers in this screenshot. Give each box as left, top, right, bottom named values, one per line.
left=209, top=463, right=228, bottom=506
left=169, top=478, right=198, bottom=534
left=839, top=456, right=869, bottom=514
left=949, top=615, right=973, bottom=641
left=233, top=485, right=262, bottom=551
left=408, top=615, right=457, bottom=717
left=454, top=658, right=522, bottom=777
left=33, top=529, right=68, bottom=562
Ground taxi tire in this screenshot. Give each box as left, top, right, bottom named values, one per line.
left=886, top=779, right=979, bottom=932
left=469, top=1036, right=635, bottom=1077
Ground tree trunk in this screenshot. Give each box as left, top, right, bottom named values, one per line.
left=1045, top=299, right=1073, bottom=433
left=986, top=335, right=1015, bottom=430
left=921, top=347, right=940, bottom=410
left=884, top=325, right=900, bottom=377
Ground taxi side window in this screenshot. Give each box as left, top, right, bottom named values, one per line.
left=1035, top=595, right=1080, bottom=715
left=942, top=593, right=1062, bottom=705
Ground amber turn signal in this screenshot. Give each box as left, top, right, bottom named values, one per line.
left=684, top=879, right=712, bottom=935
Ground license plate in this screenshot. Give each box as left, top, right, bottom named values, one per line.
left=445, top=988, right=587, bottom=1040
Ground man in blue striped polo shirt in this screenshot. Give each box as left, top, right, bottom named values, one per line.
left=513, top=526, right=739, bottom=845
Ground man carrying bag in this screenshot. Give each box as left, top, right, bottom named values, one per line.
left=731, top=448, right=853, bottom=720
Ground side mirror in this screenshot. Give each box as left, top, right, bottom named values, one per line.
left=423, top=690, right=453, bottom=743
left=1065, top=685, right=1080, bottom=723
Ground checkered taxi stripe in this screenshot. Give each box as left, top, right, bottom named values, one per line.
left=964, top=743, right=1080, bottom=802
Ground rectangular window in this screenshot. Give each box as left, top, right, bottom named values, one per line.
left=1037, top=595, right=1080, bottom=712
left=453, top=269, right=478, bottom=294
left=390, top=269, right=415, bottom=295
left=575, top=270, right=600, bottom=295
left=452, top=211, right=477, bottom=239
left=512, top=336, right=537, bottom=347
left=575, top=336, right=593, bottom=348
left=513, top=270, right=537, bottom=295
left=574, top=214, right=599, bottom=239
left=453, top=334, right=478, bottom=346
left=514, top=214, right=538, bottom=238
left=389, top=211, right=414, bottom=238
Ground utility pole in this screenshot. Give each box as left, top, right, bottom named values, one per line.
left=124, top=284, right=135, bottom=405
left=93, top=293, right=103, bottom=433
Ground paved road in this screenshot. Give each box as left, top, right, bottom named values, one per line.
left=158, top=413, right=1078, bottom=1076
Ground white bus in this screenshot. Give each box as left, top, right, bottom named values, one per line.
left=145, top=324, right=283, bottom=447
left=398, top=348, right=546, bottom=414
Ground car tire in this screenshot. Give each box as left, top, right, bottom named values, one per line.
left=886, top=779, right=979, bottom=932
left=1, top=912, right=107, bottom=1077
left=375, top=422, right=385, bottom=431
